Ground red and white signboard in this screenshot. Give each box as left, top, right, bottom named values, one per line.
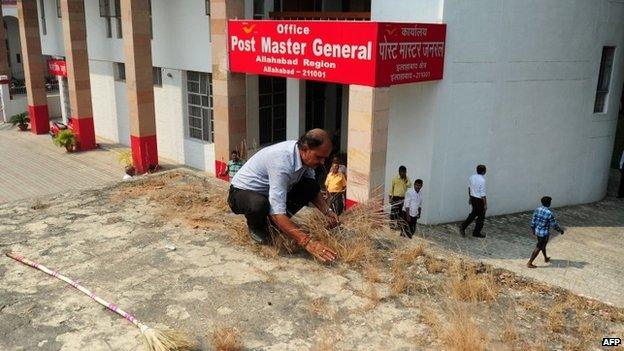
left=228, top=20, right=446, bottom=87
left=47, top=59, right=67, bottom=77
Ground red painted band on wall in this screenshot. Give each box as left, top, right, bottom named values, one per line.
left=130, top=134, right=159, bottom=174
left=70, top=117, right=96, bottom=151
left=0, top=79, right=10, bottom=84
left=346, top=198, right=358, bottom=210
left=28, top=105, right=50, bottom=134
left=215, top=160, right=230, bottom=182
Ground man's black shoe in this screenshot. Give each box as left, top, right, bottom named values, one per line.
left=248, top=227, right=270, bottom=245
left=459, top=226, right=466, bottom=237
left=473, top=234, right=486, bottom=238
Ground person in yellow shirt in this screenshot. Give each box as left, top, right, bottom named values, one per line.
left=389, top=165, right=410, bottom=225
left=325, top=161, right=347, bottom=215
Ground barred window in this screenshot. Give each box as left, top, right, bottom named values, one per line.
left=186, top=71, right=213, bottom=142
left=56, top=0, right=61, bottom=18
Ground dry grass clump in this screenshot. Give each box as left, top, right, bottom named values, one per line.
left=425, top=255, right=446, bottom=274
left=501, top=314, right=518, bottom=344
left=448, top=260, right=499, bottom=302
left=211, top=326, right=243, bottom=351
left=390, top=270, right=409, bottom=296
left=364, top=282, right=381, bottom=310
left=308, top=297, right=335, bottom=320
left=424, top=300, right=487, bottom=351
left=547, top=302, right=565, bottom=333
left=296, top=195, right=391, bottom=267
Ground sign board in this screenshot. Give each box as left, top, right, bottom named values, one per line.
left=47, top=59, right=67, bottom=77
left=228, top=20, right=446, bottom=87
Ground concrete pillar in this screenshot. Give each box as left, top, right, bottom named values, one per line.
left=60, top=0, right=96, bottom=150
left=121, top=0, right=158, bottom=174
left=340, top=85, right=349, bottom=153
left=346, top=85, right=390, bottom=207
left=57, top=76, right=69, bottom=124
left=211, top=0, right=246, bottom=180
left=17, top=0, right=49, bottom=134
left=286, top=78, right=305, bottom=140
left=0, top=5, right=11, bottom=123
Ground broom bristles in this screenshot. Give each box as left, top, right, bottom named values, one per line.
left=141, top=327, right=196, bottom=351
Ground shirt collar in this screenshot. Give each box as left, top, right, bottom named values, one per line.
left=293, top=142, right=305, bottom=172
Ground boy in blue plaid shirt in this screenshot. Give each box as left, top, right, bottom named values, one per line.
left=527, top=196, right=564, bottom=268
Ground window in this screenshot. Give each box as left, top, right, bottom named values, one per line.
left=259, top=76, right=286, bottom=145
left=99, top=0, right=112, bottom=38
left=114, top=0, right=122, bottom=38
left=205, top=0, right=210, bottom=15
left=594, top=46, right=616, bottom=113
left=56, top=0, right=61, bottom=18
left=153, top=67, right=162, bottom=86
left=16, top=53, right=21, bottom=64
left=253, top=0, right=264, bottom=19
left=114, top=62, right=125, bottom=81
left=39, top=0, right=47, bottom=35
left=186, top=71, right=213, bottom=142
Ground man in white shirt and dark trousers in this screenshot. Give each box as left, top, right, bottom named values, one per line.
left=460, top=164, right=488, bottom=238
left=402, top=179, right=423, bottom=239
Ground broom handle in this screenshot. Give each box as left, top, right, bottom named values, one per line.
left=5, top=252, right=149, bottom=331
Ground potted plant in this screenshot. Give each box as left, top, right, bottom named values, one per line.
left=53, top=129, right=78, bottom=152
left=117, top=150, right=135, bottom=177
left=9, top=112, right=30, bottom=131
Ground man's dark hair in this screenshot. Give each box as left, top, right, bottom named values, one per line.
left=541, top=196, right=552, bottom=207
left=476, top=164, right=486, bottom=175
left=399, top=165, right=407, bottom=173
left=415, top=179, right=423, bottom=185
left=298, top=129, right=329, bottom=150
left=231, top=150, right=239, bottom=155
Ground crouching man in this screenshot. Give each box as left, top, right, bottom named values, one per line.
left=228, top=129, right=339, bottom=263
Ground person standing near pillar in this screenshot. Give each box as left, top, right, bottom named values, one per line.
left=460, top=164, right=488, bottom=238
left=389, top=166, right=410, bottom=226
left=325, top=160, right=347, bottom=215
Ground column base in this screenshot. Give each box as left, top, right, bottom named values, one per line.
left=215, top=160, right=230, bottom=181
left=28, top=105, right=50, bottom=134
left=346, top=198, right=358, bottom=210
left=130, top=135, right=159, bottom=174
left=71, top=117, right=97, bottom=151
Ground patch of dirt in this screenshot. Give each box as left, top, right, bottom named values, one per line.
left=111, top=170, right=624, bottom=350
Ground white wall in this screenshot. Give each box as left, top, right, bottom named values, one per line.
left=374, top=0, right=624, bottom=224
left=90, top=60, right=122, bottom=143
left=38, top=0, right=212, bottom=72
left=154, top=68, right=186, bottom=163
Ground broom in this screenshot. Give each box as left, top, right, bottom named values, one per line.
left=5, top=252, right=195, bottom=351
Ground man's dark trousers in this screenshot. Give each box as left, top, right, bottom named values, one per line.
left=461, top=196, right=486, bottom=236
left=228, top=178, right=320, bottom=232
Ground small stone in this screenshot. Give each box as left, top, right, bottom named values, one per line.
left=268, top=301, right=272, bottom=306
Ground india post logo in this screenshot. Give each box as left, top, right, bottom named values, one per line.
left=602, top=337, right=621, bottom=346
left=242, top=24, right=256, bottom=34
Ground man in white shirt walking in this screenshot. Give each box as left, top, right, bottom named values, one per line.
left=459, top=164, right=488, bottom=238
left=402, top=179, right=423, bottom=239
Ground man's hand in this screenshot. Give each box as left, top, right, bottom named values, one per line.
left=305, top=240, right=337, bottom=263
left=325, top=211, right=340, bottom=229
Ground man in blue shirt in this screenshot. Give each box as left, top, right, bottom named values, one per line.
left=527, top=196, right=564, bottom=268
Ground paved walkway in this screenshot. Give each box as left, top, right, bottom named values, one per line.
left=0, top=123, right=125, bottom=203
left=421, top=179, right=624, bottom=307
